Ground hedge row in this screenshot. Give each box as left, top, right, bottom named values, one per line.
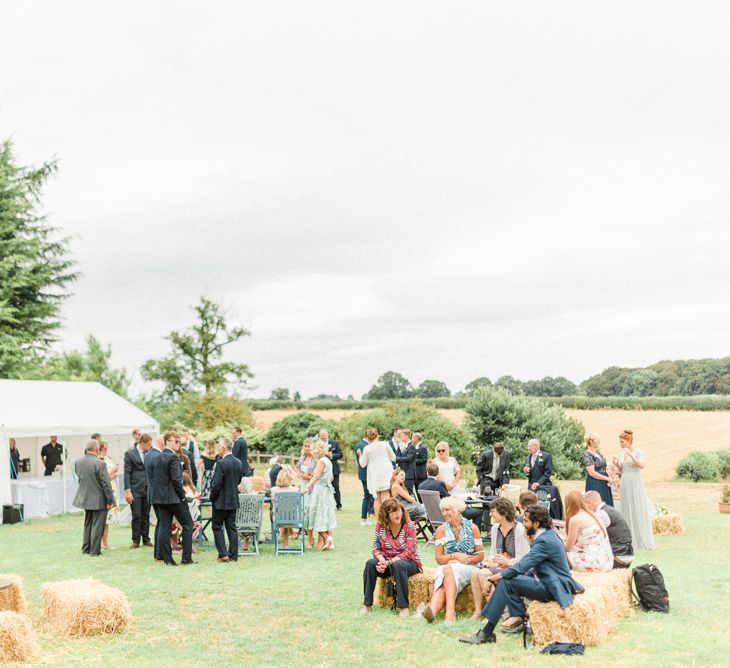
left=676, top=449, right=730, bottom=482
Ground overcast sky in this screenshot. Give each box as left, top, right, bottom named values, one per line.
left=2, top=2, right=729, bottom=399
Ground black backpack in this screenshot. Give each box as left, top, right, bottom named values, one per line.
left=631, top=564, right=669, bottom=613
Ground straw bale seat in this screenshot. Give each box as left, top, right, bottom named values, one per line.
left=0, top=574, right=27, bottom=613
left=527, top=569, right=632, bottom=646
left=373, top=566, right=474, bottom=613
left=652, top=512, right=683, bottom=535
left=42, top=578, right=131, bottom=636
left=0, top=611, right=39, bottom=663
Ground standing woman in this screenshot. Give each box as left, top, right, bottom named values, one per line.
left=304, top=439, right=337, bottom=550
left=615, top=429, right=655, bottom=550
left=582, top=433, right=614, bottom=507
left=199, top=439, right=219, bottom=500
left=98, top=441, right=119, bottom=550
left=432, top=441, right=462, bottom=494
left=9, top=438, right=21, bottom=479
left=298, top=439, right=317, bottom=549
left=359, top=428, right=396, bottom=518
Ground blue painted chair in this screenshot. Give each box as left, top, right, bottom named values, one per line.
left=235, top=494, right=265, bottom=556
left=271, top=491, right=305, bottom=555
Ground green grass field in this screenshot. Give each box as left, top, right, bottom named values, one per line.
left=2, top=479, right=730, bottom=667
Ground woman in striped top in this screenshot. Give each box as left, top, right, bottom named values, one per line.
left=361, top=498, right=422, bottom=618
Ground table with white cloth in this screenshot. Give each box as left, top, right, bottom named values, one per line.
left=10, top=477, right=82, bottom=518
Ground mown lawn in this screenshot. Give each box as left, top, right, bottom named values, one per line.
left=2, top=479, right=729, bottom=667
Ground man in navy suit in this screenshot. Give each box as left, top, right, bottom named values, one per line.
left=394, top=429, right=416, bottom=493
left=210, top=437, right=243, bottom=562
left=232, top=427, right=249, bottom=479
left=524, top=438, right=553, bottom=490
left=320, top=429, right=343, bottom=510
left=124, top=433, right=153, bottom=548
left=144, top=437, right=163, bottom=561
left=355, top=433, right=372, bottom=526
left=417, top=463, right=450, bottom=498
left=459, top=505, right=584, bottom=644
left=413, top=433, right=429, bottom=491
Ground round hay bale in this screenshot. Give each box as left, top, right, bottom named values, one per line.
left=652, top=513, right=683, bottom=535
left=42, top=578, right=131, bottom=636
left=0, top=574, right=27, bottom=613
left=0, top=611, right=39, bottom=663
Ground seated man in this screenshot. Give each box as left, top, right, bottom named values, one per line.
left=584, top=490, right=635, bottom=568
left=419, top=463, right=484, bottom=528
left=459, top=505, right=584, bottom=645
left=516, top=490, right=538, bottom=523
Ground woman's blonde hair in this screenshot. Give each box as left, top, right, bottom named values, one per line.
left=204, top=439, right=217, bottom=458
left=439, top=495, right=466, bottom=514
left=584, top=432, right=600, bottom=448
left=435, top=441, right=449, bottom=455
left=311, top=439, right=329, bottom=460
left=275, top=468, right=293, bottom=488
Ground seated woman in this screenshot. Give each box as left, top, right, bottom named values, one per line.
left=564, top=490, right=613, bottom=572
left=390, top=469, right=426, bottom=522
left=271, top=468, right=300, bottom=549
left=470, top=496, right=530, bottom=620
left=422, top=496, right=483, bottom=624
left=362, top=498, right=423, bottom=618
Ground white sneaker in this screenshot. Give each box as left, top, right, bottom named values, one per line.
left=361, top=519, right=368, bottom=526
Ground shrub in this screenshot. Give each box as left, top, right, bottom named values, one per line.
left=715, top=449, right=730, bottom=477
left=264, top=412, right=338, bottom=455
left=464, top=388, right=585, bottom=480
left=192, top=425, right=268, bottom=453
left=147, top=392, right=255, bottom=431
left=676, top=451, right=721, bottom=482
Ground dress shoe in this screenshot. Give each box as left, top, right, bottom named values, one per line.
left=165, top=560, right=178, bottom=566
left=501, top=623, right=524, bottom=634
left=181, top=559, right=196, bottom=565
left=218, top=556, right=230, bottom=563
left=459, top=631, right=497, bottom=645
left=130, top=543, right=140, bottom=549
left=143, top=541, right=153, bottom=548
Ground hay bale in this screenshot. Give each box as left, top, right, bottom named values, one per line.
left=652, top=512, right=683, bottom=535
left=373, top=567, right=474, bottom=613
left=499, top=484, right=522, bottom=506
left=0, top=611, right=40, bottom=663
left=42, top=578, right=131, bottom=636
left=527, top=569, right=632, bottom=646
left=0, top=574, right=27, bottom=613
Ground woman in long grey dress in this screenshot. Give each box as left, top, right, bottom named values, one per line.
left=615, top=429, right=655, bottom=550
left=303, top=439, right=337, bottom=550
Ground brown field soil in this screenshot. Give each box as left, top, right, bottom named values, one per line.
left=254, top=407, right=730, bottom=486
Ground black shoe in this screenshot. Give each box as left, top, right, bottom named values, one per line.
left=181, top=559, right=196, bottom=565
left=165, top=560, right=178, bottom=566
left=459, top=631, right=496, bottom=645
left=501, top=623, right=524, bottom=634
left=143, top=541, right=153, bottom=547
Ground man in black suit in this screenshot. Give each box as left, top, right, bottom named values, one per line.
left=418, top=463, right=450, bottom=498
left=395, top=429, right=416, bottom=494
left=73, top=439, right=116, bottom=556
left=180, top=428, right=200, bottom=488
left=232, top=427, right=249, bottom=479
left=144, top=437, right=163, bottom=561
left=210, top=437, right=243, bottom=562
left=476, top=442, right=511, bottom=495
left=149, top=431, right=194, bottom=565
left=124, top=433, right=153, bottom=548
left=320, top=429, right=343, bottom=510
left=413, top=433, right=429, bottom=491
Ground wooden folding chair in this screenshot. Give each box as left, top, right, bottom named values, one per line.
left=419, top=490, right=445, bottom=545
left=235, top=493, right=265, bottom=556
left=271, top=491, right=305, bottom=555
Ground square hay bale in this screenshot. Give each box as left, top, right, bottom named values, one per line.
left=527, top=569, right=632, bottom=646
left=373, top=567, right=474, bottom=613
left=42, top=578, right=131, bottom=636
left=0, top=574, right=27, bottom=613
left=653, top=512, right=683, bottom=535
left=0, top=611, right=40, bottom=663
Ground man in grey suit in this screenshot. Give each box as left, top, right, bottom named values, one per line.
left=73, top=439, right=116, bottom=556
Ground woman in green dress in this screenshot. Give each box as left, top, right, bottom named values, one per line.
left=304, top=439, right=337, bottom=550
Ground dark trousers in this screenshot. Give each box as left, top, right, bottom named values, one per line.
left=157, top=502, right=193, bottom=563
left=414, top=477, right=426, bottom=499
left=212, top=508, right=238, bottom=560
left=464, top=506, right=486, bottom=531
left=333, top=474, right=342, bottom=509
left=131, top=493, right=151, bottom=545
left=360, top=480, right=374, bottom=520
left=363, top=558, right=419, bottom=609
left=405, top=477, right=415, bottom=495
left=482, top=575, right=554, bottom=623
left=82, top=508, right=108, bottom=556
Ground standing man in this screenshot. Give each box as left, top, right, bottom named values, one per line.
left=523, top=439, right=553, bottom=491
left=356, top=431, right=373, bottom=527
left=232, top=427, right=249, bottom=480
left=150, top=431, right=194, bottom=566
left=144, top=436, right=164, bottom=562
left=395, top=429, right=416, bottom=494
left=180, top=428, right=201, bottom=489
left=132, top=429, right=141, bottom=447
left=210, top=437, right=243, bottom=562
left=476, top=442, right=511, bottom=495
left=320, top=429, right=343, bottom=511
left=41, top=435, right=64, bottom=476
left=73, top=439, right=116, bottom=557
left=124, top=433, right=153, bottom=549
left=413, top=433, right=429, bottom=492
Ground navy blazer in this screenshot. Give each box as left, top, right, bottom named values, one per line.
left=526, top=451, right=553, bottom=488
left=328, top=439, right=343, bottom=476
left=414, top=443, right=429, bottom=479
left=355, top=439, right=368, bottom=482
left=232, top=436, right=249, bottom=477
left=144, top=448, right=161, bottom=503
left=149, top=448, right=186, bottom=505
left=123, top=446, right=148, bottom=497
left=418, top=476, right=450, bottom=499
left=210, top=454, right=243, bottom=511
left=502, top=528, right=584, bottom=607
left=395, top=442, right=416, bottom=481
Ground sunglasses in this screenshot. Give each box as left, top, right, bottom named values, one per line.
left=436, top=449, right=446, bottom=453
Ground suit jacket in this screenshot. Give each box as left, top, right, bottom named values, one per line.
left=269, top=463, right=283, bottom=488
left=355, top=439, right=368, bottom=482
left=476, top=449, right=511, bottom=487
left=210, top=454, right=243, bottom=510
left=502, top=528, right=584, bottom=608
left=414, top=443, right=429, bottom=479
left=395, top=442, right=416, bottom=482
left=123, top=446, right=148, bottom=497
left=328, top=439, right=343, bottom=476
left=232, top=436, right=249, bottom=476
left=73, top=454, right=115, bottom=510
left=418, top=476, right=450, bottom=499
left=144, top=447, right=161, bottom=503
left=526, top=451, right=553, bottom=488
left=149, top=448, right=186, bottom=505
